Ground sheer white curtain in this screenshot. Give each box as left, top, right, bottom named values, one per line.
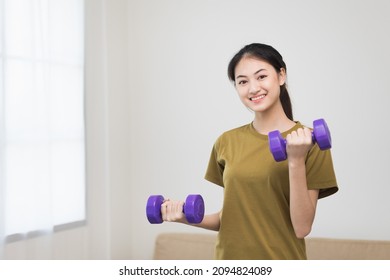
left=0, top=0, right=85, bottom=255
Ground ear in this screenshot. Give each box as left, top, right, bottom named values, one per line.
left=278, top=68, right=286, bottom=86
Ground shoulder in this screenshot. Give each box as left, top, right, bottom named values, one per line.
left=291, top=121, right=307, bottom=130
left=216, top=123, right=252, bottom=143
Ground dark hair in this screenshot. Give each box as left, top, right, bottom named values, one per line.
left=227, top=43, right=293, bottom=121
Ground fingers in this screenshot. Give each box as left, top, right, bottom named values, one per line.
left=161, top=199, right=185, bottom=222
left=160, top=199, right=169, bottom=221
left=286, top=127, right=312, bottom=145
left=285, top=127, right=313, bottom=159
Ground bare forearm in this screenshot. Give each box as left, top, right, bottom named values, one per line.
left=161, top=200, right=221, bottom=231
left=179, top=211, right=221, bottom=231
left=288, top=158, right=317, bottom=238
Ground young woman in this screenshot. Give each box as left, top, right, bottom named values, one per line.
left=161, top=43, right=338, bottom=260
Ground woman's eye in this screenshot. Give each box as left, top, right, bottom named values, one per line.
left=258, top=75, right=267, bottom=80
left=238, top=80, right=247, bottom=85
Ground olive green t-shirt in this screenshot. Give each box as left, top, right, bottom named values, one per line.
left=205, top=122, right=338, bottom=260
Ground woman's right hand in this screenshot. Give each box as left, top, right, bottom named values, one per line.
left=161, top=199, right=187, bottom=223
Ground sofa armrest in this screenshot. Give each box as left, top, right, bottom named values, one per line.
left=153, top=232, right=217, bottom=260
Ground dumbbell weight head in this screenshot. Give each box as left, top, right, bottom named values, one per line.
left=313, top=118, right=332, bottom=150
left=184, top=194, right=205, bottom=224
left=268, top=130, right=287, bottom=162
left=146, top=195, right=164, bottom=224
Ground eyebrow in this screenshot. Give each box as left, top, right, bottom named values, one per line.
left=235, top=68, right=266, bottom=80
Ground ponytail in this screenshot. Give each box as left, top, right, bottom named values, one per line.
left=280, top=84, right=293, bottom=121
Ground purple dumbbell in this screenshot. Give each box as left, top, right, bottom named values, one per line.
left=268, top=118, right=332, bottom=162
left=146, top=194, right=205, bottom=224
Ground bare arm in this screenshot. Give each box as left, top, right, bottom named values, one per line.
left=193, top=211, right=221, bottom=231
left=286, top=127, right=319, bottom=238
left=161, top=200, right=221, bottom=231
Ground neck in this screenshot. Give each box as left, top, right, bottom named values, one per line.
left=252, top=105, right=295, bottom=135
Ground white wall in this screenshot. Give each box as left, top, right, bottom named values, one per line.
left=2, top=0, right=130, bottom=260
left=126, top=0, right=390, bottom=259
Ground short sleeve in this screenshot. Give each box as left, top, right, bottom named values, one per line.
left=306, top=144, right=338, bottom=199
left=204, top=139, right=225, bottom=188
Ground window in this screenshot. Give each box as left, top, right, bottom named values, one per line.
left=0, top=0, right=85, bottom=238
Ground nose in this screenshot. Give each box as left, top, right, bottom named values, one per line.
left=249, top=81, right=261, bottom=95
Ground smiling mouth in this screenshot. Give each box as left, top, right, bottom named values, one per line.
left=249, top=94, right=266, bottom=101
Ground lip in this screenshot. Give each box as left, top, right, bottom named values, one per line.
left=249, top=94, right=267, bottom=103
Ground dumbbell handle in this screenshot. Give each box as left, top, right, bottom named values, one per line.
left=162, top=199, right=195, bottom=214
left=279, top=131, right=318, bottom=146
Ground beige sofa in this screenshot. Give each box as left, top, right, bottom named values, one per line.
left=153, top=232, right=390, bottom=260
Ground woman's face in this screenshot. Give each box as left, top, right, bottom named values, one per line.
left=234, top=56, right=286, bottom=114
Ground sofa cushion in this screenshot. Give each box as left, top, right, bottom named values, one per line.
left=154, top=232, right=390, bottom=260
left=305, top=237, right=390, bottom=260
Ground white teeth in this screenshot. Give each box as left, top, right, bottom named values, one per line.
left=250, top=94, right=266, bottom=101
